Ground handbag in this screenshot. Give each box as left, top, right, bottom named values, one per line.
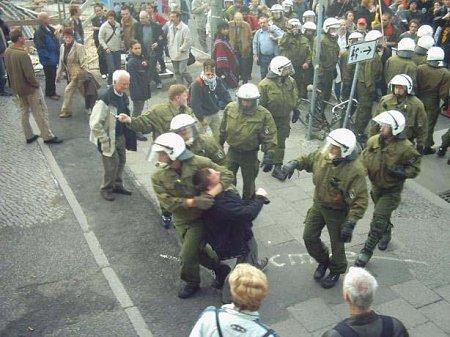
left=187, top=50, right=196, bottom=66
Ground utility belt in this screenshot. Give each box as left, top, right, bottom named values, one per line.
left=228, top=146, right=259, bottom=154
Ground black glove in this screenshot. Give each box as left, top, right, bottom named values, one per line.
left=193, top=195, right=214, bottom=210
left=292, top=108, right=300, bottom=123
left=340, top=220, right=356, bottom=243
left=255, top=195, right=271, bottom=204
left=276, top=160, right=301, bottom=181
left=261, top=153, right=274, bottom=172
left=387, top=165, right=406, bottom=179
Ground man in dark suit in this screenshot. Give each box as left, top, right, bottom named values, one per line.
left=91, top=3, right=108, bottom=78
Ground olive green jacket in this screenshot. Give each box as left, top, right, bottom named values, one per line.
left=259, top=76, right=299, bottom=119
left=412, top=53, right=426, bottom=66
left=152, top=155, right=234, bottom=222
left=417, top=64, right=450, bottom=101
left=315, top=34, right=340, bottom=73
left=362, top=134, right=421, bottom=189
left=220, top=102, right=277, bottom=154
left=340, top=50, right=355, bottom=84
left=296, top=150, right=368, bottom=221
left=279, top=33, right=311, bottom=68
left=384, top=55, right=417, bottom=86
left=357, top=53, right=383, bottom=92
left=371, top=94, right=428, bottom=147
left=189, top=133, right=226, bottom=166
left=129, top=103, right=194, bottom=139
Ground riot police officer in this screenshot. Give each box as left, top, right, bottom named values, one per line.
left=170, top=114, right=226, bottom=165
left=412, top=35, right=435, bottom=66
left=220, top=83, right=278, bottom=200
left=355, top=110, right=421, bottom=267
left=276, top=129, right=368, bottom=289
left=151, top=133, right=235, bottom=298
left=384, top=38, right=418, bottom=86
left=259, top=56, right=299, bottom=178
left=270, top=4, right=287, bottom=30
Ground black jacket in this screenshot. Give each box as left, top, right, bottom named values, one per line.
left=326, top=1, right=353, bottom=18
left=202, top=189, right=265, bottom=260
left=190, top=77, right=232, bottom=119
left=91, top=15, right=107, bottom=46
left=126, top=53, right=151, bottom=101
left=133, top=21, right=165, bottom=58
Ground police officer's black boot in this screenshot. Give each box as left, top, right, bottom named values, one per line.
left=437, top=145, right=447, bottom=157
left=271, top=164, right=284, bottom=180
left=161, top=212, right=172, bottom=229
left=378, top=236, right=390, bottom=250
left=320, top=273, right=340, bottom=289
left=422, top=147, right=436, bottom=155
left=178, top=284, right=200, bottom=299
left=212, top=264, right=231, bottom=289
left=355, top=249, right=371, bottom=267
left=313, top=262, right=329, bottom=281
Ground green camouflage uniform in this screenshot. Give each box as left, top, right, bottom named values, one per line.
left=384, top=55, right=417, bottom=86
left=315, top=34, right=340, bottom=101
left=360, top=134, right=421, bottom=258
left=152, top=155, right=234, bottom=286
left=259, top=75, right=298, bottom=165
left=339, top=50, right=355, bottom=102
left=189, top=133, right=226, bottom=165
left=294, top=150, right=368, bottom=275
left=220, top=102, right=277, bottom=199
left=412, top=52, right=427, bottom=66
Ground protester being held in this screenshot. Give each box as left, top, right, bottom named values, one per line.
left=189, top=264, right=277, bottom=337
left=322, top=267, right=409, bottom=337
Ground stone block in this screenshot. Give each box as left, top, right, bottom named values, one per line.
left=288, top=298, right=340, bottom=332
left=419, top=300, right=450, bottom=333
left=375, top=298, right=428, bottom=329
left=391, top=280, right=441, bottom=308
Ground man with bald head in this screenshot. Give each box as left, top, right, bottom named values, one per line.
left=133, top=10, right=165, bottom=88
left=229, top=12, right=253, bottom=83
left=34, top=11, right=60, bottom=100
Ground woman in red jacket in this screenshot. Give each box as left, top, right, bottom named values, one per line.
left=212, top=21, right=239, bottom=89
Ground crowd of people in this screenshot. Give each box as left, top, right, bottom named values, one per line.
left=1, top=0, right=449, bottom=335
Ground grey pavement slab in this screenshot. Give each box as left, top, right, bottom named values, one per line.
left=391, top=280, right=442, bottom=308
left=419, top=301, right=450, bottom=334
left=375, top=298, right=428, bottom=329
left=270, top=318, right=312, bottom=337
left=288, top=298, right=340, bottom=332
left=409, top=322, right=449, bottom=337
left=435, top=284, right=450, bottom=302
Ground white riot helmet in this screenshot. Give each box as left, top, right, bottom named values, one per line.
left=236, top=83, right=260, bottom=113
left=152, top=132, right=193, bottom=164
left=287, top=18, right=302, bottom=34
left=348, top=31, right=364, bottom=46
left=415, top=35, right=435, bottom=55
left=170, top=114, right=198, bottom=145
left=397, top=37, right=416, bottom=58
left=325, top=128, right=357, bottom=158
left=323, top=17, right=340, bottom=36
left=389, top=74, right=413, bottom=95
left=427, top=46, right=445, bottom=67
left=282, top=0, right=293, bottom=13
left=302, top=10, right=316, bottom=23
left=270, top=4, right=283, bottom=19
left=417, top=24, right=433, bottom=38
left=302, top=21, right=316, bottom=34
left=372, top=110, right=406, bottom=136
left=365, top=29, right=383, bottom=42
left=269, top=55, right=294, bottom=76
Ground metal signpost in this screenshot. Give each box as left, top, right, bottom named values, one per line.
left=342, top=39, right=376, bottom=128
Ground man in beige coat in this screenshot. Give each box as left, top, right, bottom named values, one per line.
left=57, top=28, right=88, bottom=117
left=4, top=29, right=62, bottom=144
left=89, top=70, right=137, bottom=201
left=229, top=12, right=253, bottom=84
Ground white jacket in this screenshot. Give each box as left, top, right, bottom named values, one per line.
left=89, top=99, right=119, bottom=157
left=189, top=305, right=277, bottom=337
left=98, top=21, right=123, bottom=52
left=167, top=21, right=192, bottom=61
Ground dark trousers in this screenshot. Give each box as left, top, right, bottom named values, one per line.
left=236, top=52, right=252, bottom=83
left=106, top=51, right=122, bottom=85
left=258, top=54, right=274, bottom=79
left=148, top=53, right=162, bottom=85
left=0, top=57, right=6, bottom=92
left=155, top=49, right=166, bottom=72
left=43, top=65, right=57, bottom=97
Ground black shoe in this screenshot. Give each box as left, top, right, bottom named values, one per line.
left=256, top=257, right=269, bottom=271
left=136, top=132, right=148, bottom=141
left=422, top=147, right=436, bottom=155
left=271, top=164, right=285, bottom=180
left=437, top=146, right=447, bottom=157
left=161, top=214, right=172, bottom=229
left=320, top=273, right=340, bottom=289
left=26, top=135, right=39, bottom=144
left=101, top=190, right=115, bottom=201
left=178, top=284, right=200, bottom=299
left=212, top=264, right=231, bottom=289
left=378, top=237, right=390, bottom=251
left=313, top=262, right=329, bottom=281
left=112, top=186, right=132, bottom=195
left=44, top=136, right=63, bottom=144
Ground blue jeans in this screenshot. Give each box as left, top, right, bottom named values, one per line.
left=106, top=51, right=122, bottom=85
left=259, top=54, right=274, bottom=79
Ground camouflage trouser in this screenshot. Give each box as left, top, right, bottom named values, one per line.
left=355, top=81, right=374, bottom=135
left=361, top=185, right=402, bottom=258
left=420, top=96, right=440, bottom=148
left=173, top=218, right=220, bottom=286
left=226, top=148, right=259, bottom=200
left=273, top=117, right=291, bottom=165
left=303, top=203, right=348, bottom=275
left=293, top=67, right=309, bottom=99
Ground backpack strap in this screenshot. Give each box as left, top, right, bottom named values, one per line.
left=262, top=328, right=275, bottom=337
left=333, top=321, right=360, bottom=337
left=215, top=307, right=224, bottom=337
left=380, top=315, right=394, bottom=337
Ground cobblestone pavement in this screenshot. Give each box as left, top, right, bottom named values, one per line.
left=0, top=99, right=66, bottom=229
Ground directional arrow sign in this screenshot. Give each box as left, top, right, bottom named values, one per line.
left=347, top=40, right=377, bottom=64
